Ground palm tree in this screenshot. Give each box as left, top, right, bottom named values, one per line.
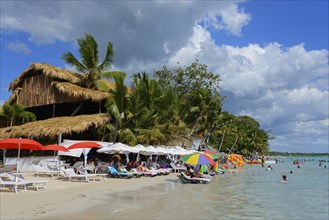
left=186, top=88, right=222, bottom=141
left=0, top=104, right=36, bottom=127
left=62, top=33, right=114, bottom=89
left=130, top=72, right=187, bottom=145
left=102, top=71, right=132, bottom=143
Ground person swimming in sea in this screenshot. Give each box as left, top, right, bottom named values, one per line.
left=281, top=175, right=288, bottom=183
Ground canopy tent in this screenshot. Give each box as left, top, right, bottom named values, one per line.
left=97, top=142, right=130, bottom=154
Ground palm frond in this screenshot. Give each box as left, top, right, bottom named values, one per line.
left=98, top=41, right=114, bottom=71
left=77, top=34, right=99, bottom=70
left=62, top=52, right=86, bottom=73
left=118, top=128, right=137, bottom=146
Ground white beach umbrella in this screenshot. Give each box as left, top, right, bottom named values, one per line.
left=126, top=144, right=143, bottom=153
left=130, top=144, right=148, bottom=161
left=155, top=146, right=168, bottom=155
left=139, top=145, right=158, bottom=155
left=97, top=142, right=130, bottom=154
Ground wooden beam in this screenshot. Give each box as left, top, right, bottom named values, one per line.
left=71, top=103, right=83, bottom=116
left=52, top=103, right=56, bottom=117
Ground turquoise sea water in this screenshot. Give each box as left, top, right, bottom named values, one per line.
left=108, top=156, right=328, bottom=220
left=59, top=156, right=329, bottom=220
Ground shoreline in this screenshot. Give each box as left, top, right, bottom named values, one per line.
left=1, top=172, right=179, bottom=219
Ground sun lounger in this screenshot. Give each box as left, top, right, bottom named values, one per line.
left=76, top=167, right=108, bottom=182
left=149, top=167, right=170, bottom=175
left=108, top=167, right=133, bottom=179
left=0, top=176, right=28, bottom=193
left=0, top=164, right=17, bottom=173
left=119, top=166, right=142, bottom=178
left=131, top=168, right=157, bottom=177
left=7, top=173, right=48, bottom=191
left=63, top=168, right=98, bottom=182
left=170, top=162, right=187, bottom=173
left=32, top=165, right=61, bottom=177
left=177, top=172, right=210, bottom=184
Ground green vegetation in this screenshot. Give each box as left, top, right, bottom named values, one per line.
left=60, top=34, right=274, bottom=154
left=62, top=33, right=114, bottom=89
left=0, top=104, right=36, bottom=127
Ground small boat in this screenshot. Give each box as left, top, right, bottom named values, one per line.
left=265, top=160, right=276, bottom=164
left=246, top=159, right=262, bottom=164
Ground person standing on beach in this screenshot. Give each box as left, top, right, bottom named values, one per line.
left=261, top=156, right=265, bottom=167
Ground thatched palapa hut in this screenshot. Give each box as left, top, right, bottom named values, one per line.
left=5, top=63, right=113, bottom=119
left=1, top=62, right=114, bottom=140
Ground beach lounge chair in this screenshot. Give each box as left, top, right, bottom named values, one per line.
left=32, top=164, right=61, bottom=177
left=0, top=176, right=28, bottom=193
left=108, top=167, right=133, bottom=179
left=6, top=173, right=48, bottom=191
left=76, top=167, right=108, bottom=182
left=149, top=167, right=170, bottom=175
left=170, top=162, right=187, bottom=173
left=0, top=164, right=17, bottom=173
left=63, top=168, right=98, bottom=182
left=131, top=168, right=157, bottom=177
left=118, top=166, right=142, bottom=178
left=178, top=172, right=210, bottom=184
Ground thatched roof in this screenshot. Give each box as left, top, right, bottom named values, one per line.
left=9, top=63, right=82, bottom=91
left=5, top=88, right=22, bottom=105
left=0, top=114, right=109, bottom=139
left=52, top=82, right=111, bottom=102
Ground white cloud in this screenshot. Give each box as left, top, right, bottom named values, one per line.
left=217, top=3, right=251, bottom=35
left=0, top=1, right=249, bottom=66
left=165, top=24, right=328, bottom=152
left=6, top=41, right=32, bottom=54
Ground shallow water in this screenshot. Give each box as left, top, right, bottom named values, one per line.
left=58, top=157, right=329, bottom=219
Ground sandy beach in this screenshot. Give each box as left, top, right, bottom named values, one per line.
left=1, top=172, right=179, bottom=219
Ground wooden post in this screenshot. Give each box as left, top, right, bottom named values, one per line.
left=58, top=133, right=62, bottom=144
left=52, top=103, right=56, bottom=117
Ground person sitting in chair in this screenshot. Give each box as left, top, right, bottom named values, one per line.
left=137, top=162, right=151, bottom=172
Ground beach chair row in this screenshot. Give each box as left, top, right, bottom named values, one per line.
left=0, top=172, right=48, bottom=193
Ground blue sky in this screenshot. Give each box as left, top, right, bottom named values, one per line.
left=1, top=0, right=328, bottom=153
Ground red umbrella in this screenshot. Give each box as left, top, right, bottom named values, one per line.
left=0, top=138, right=43, bottom=172
left=43, top=144, right=69, bottom=152
left=67, top=141, right=102, bottom=168
left=67, top=141, right=101, bottom=150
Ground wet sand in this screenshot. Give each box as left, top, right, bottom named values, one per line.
left=1, top=172, right=181, bottom=219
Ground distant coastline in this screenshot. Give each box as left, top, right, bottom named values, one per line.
left=267, top=151, right=329, bottom=157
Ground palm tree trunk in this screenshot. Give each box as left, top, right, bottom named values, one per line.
left=228, top=136, right=239, bottom=154
left=189, top=109, right=205, bottom=139
left=218, top=131, right=225, bottom=152
left=113, top=120, right=118, bottom=143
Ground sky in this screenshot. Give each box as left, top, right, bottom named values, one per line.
left=0, top=0, right=328, bottom=153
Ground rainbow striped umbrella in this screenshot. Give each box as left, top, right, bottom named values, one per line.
left=201, top=151, right=220, bottom=160
left=180, top=153, right=216, bottom=165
